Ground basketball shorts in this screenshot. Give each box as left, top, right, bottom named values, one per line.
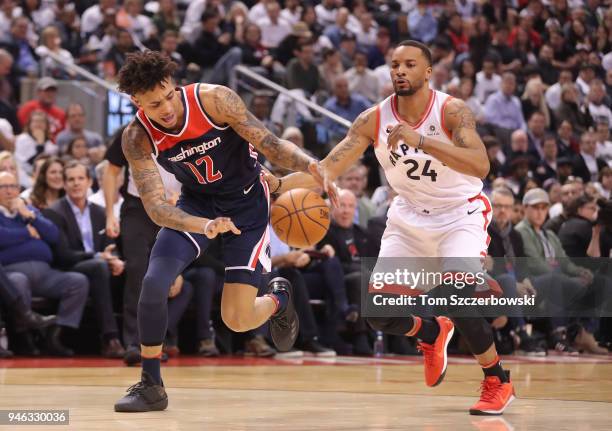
left=371, top=193, right=495, bottom=294
left=151, top=173, right=271, bottom=287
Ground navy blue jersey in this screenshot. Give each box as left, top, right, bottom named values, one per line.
left=135, top=83, right=260, bottom=195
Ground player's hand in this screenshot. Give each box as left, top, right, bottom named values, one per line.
left=204, top=217, right=241, bottom=238
left=386, top=123, right=421, bottom=152
left=106, top=214, right=120, bottom=238
left=308, top=161, right=339, bottom=207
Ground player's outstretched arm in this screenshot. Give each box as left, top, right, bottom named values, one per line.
left=387, top=98, right=489, bottom=179
left=274, top=108, right=375, bottom=194
left=121, top=124, right=240, bottom=237
left=206, top=86, right=315, bottom=172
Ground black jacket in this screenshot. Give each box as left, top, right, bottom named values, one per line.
left=572, top=153, right=608, bottom=184
left=43, top=197, right=112, bottom=269
left=318, top=222, right=369, bottom=274
left=487, top=222, right=529, bottom=281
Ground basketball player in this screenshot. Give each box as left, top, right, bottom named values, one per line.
left=113, top=51, right=327, bottom=412
left=272, top=40, right=515, bottom=415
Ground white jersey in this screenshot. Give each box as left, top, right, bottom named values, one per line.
left=373, top=90, right=483, bottom=214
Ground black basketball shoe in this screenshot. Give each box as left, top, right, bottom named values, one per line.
left=268, top=277, right=299, bottom=352
left=114, top=371, right=168, bottom=412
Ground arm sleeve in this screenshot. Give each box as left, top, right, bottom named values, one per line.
left=29, top=208, right=59, bottom=245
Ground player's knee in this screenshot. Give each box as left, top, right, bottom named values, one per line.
left=221, top=305, right=251, bottom=333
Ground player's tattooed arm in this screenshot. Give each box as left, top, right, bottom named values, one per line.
left=205, top=85, right=315, bottom=172
left=421, top=98, right=489, bottom=179
left=121, top=123, right=210, bottom=234
left=276, top=108, right=375, bottom=193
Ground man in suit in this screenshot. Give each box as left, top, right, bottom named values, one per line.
left=573, top=131, right=607, bottom=184
left=44, top=161, right=125, bottom=358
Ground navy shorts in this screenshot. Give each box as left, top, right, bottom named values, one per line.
left=149, top=174, right=271, bottom=287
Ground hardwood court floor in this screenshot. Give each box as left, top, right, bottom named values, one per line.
left=0, top=354, right=611, bottom=430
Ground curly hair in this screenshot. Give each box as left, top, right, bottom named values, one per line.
left=117, top=51, right=178, bottom=96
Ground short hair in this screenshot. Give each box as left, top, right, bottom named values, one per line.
left=483, top=135, right=501, bottom=149
left=396, top=40, right=432, bottom=66
left=64, top=160, right=91, bottom=179
left=566, top=194, right=595, bottom=217
left=599, top=166, right=612, bottom=181
left=492, top=187, right=515, bottom=200
left=117, top=51, right=178, bottom=96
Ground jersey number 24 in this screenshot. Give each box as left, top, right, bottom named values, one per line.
left=404, top=159, right=437, bottom=182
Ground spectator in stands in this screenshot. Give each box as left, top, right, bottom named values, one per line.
left=116, top=0, right=154, bottom=45
left=515, top=188, right=593, bottom=354
left=55, top=103, right=104, bottom=162
left=547, top=178, right=584, bottom=230
left=81, top=0, right=117, bottom=40
left=323, top=7, right=351, bottom=48
left=35, top=25, right=76, bottom=79
left=322, top=75, right=369, bottom=145
left=103, top=28, right=138, bottom=79
left=315, top=0, right=337, bottom=28
left=484, top=135, right=503, bottom=187
left=458, top=78, right=484, bottom=123
left=587, top=80, right=612, bottom=126
left=576, top=63, right=596, bottom=100
left=152, top=0, right=181, bottom=37
left=503, top=130, right=533, bottom=173
left=1, top=16, right=38, bottom=77
left=0, top=113, right=14, bottom=152
left=336, top=162, right=375, bottom=229
left=537, top=44, right=559, bottom=86
left=344, top=50, right=378, bottom=103
left=286, top=39, right=320, bottom=95
left=484, top=72, right=526, bottom=134
left=526, top=111, right=548, bottom=160
left=504, top=156, right=531, bottom=198
left=28, top=156, right=64, bottom=210
left=556, top=119, right=579, bottom=157
left=268, top=228, right=337, bottom=356
left=487, top=187, right=545, bottom=356
left=573, top=131, right=607, bottom=184
left=534, top=135, right=560, bottom=186
left=594, top=119, right=612, bottom=163
left=555, top=83, right=591, bottom=134
left=353, top=12, right=377, bottom=49
left=474, top=55, right=501, bottom=105
left=0, top=150, right=18, bottom=182
left=256, top=1, right=291, bottom=50
left=14, top=110, right=58, bottom=188
left=594, top=167, right=612, bottom=200
left=522, top=79, right=551, bottom=130
left=53, top=2, right=82, bottom=58
left=430, top=63, right=450, bottom=93
left=546, top=69, right=574, bottom=113
left=0, top=171, right=89, bottom=356
left=318, top=47, right=344, bottom=95
left=43, top=161, right=125, bottom=358
left=0, top=48, right=17, bottom=110
left=17, top=77, right=65, bottom=141
left=444, top=12, right=468, bottom=54
left=408, top=0, right=438, bottom=44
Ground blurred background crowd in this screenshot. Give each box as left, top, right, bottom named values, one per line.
left=1, top=0, right=612, bottom=363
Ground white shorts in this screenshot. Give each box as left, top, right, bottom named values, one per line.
left=372, top=193, right=492, bottom=293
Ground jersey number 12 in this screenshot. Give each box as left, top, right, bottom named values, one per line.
left=184, top=155, right=223, bottom=184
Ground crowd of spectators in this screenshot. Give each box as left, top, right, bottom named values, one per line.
left=1, top=0, right=612, bottom=360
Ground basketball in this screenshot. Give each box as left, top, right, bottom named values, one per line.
left=270, top=188, right=330, bottom=248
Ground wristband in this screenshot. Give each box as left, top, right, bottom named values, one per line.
left=417, top=135, right=425, bottom=151
left=272, top=178, right=282, bottom=194
left=204, top=219, right=214, bottom=234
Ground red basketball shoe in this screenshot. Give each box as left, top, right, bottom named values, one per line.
left=470, top=372, right=516, bottom=415
left=417, top=316, right=455, bottom=387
